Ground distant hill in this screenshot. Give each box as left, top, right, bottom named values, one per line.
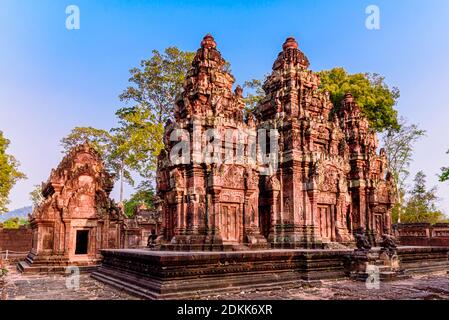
left=0, top=206, right=33, bottom=223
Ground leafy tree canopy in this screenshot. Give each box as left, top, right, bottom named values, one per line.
left=242, top=78, right=266, bottom=113
left=398, top=171, right=447, bottom=224
left=123, top=189, right=155, bottom=218
left=318, top=67, right=400, bottom=132
left=115, top=47, right=195, bottom=189
left=29, top=184, right=44, bottom=208
left=0, top=131, right=26, bottom=213
left=381, top=118, right=426, bottom=223
left=242, top=68, right=400, bottom=132
left=2, top=217, right=29, bottom=229
left=439, top=150, right=449, bottom=182
left=60, top=127, right=134, bottom=184
left=60, top=127, right=113, bottom=157
left=118, top=47, right=195, bottom=124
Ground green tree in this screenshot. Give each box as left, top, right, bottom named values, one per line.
left=113, top=107, right=164, bottom=189
left=401, top=171, right=447, bottom=224
left=0, top=131, right=26, bottom=213
left=242, top=78, right=266, bottom=113
left=381, top=118, right=426, bottom=223
left=115, top=47, right=195, bottom=190
left=439, top=150, right=449, bottom=182
left=318, top=67, right=400, bottom=131
left=60, top=127, right=113, bottom=157
left=2, top=217, right=29, bottom=229
left=29, top=185, right=44, bottom=208
left=60, top=127, right=134, bottom=202
left=119, top=47, right=195, bottom=123
left=123, top=189, right=155, bottom=218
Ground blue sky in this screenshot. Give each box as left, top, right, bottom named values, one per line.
left=1, top=0, right=448, bottom=212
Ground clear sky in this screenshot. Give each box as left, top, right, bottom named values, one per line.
left=1, top=0, right=448, bottom=212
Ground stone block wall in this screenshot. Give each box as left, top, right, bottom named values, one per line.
left=395, top=223, right=449, bottom=246
left=0, top=225, right=33, bottom=252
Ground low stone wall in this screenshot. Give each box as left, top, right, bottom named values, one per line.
left=0, top=226, right=32, bottom=252
left=395, top=223, right=449, bottom=246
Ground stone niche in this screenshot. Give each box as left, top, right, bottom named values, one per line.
left=155, top=34, right=396, bottom=251
left=18, top=142, right=123, bottom=273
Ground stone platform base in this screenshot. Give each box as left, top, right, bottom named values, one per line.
left=397, top=246, right=449, bottom=274
left=91, top=246, right=449, bottom=300
left=17, top=261, right=99, bottom=274
left=92, top=248, right=351, bottom=299
left=17, top=252, right=100, bottom=274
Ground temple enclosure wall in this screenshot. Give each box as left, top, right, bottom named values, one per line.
left=0, top=225, right=32, bottom=252
left=396, top=223, right=449, bottom=246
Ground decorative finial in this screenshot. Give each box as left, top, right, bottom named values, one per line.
left=234, top=85, right=243, bottom=98
left=343, top=92, right=354, bottom=103
left=201, top=34, right=217, bottom=49
left=282, top=37, right=298, bottom=50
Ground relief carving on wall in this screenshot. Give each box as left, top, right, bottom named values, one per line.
left=223, top=165, right=245, bottom=189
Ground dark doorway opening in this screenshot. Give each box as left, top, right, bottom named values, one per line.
left=75, top=230, right=89, bottom=255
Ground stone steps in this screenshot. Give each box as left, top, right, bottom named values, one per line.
left=17, top=260, right=99, bottom=274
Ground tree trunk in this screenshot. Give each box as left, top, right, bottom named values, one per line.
left=396, top=183, right=403, bottom=224
left=119, top=160, right=124, bottom=203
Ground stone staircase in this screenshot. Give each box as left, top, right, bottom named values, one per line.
left=349, top=249, right=411, bottom=282
left=372, top=258, right=411, bottom=282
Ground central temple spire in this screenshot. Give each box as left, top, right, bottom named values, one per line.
left=174, top=34, right=244, bottom=122
left=282, top=36, right=299, bottom=50
left=201, top=34, right=217, bottom=49
left=273, top=36, right=310, bottom=70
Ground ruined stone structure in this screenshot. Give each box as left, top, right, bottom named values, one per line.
left=156, top=35, right=395, bottom=250
left=120, top=204, right=161, bottom=249
left=156, top=34, right=267, bottom=250
left=395, top=223, right=449, bottom=247
left=19, top=143, right=123, bottom=273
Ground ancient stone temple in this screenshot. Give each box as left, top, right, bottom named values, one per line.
left=257, top=37, right=395, bottom=248
left=156, top=34, right=267, bottom=250
left=93, top=35, right=449, bottom=299
left=19, top=142, right=123, bottom=273
left=155, top=35, right=395, bottom=250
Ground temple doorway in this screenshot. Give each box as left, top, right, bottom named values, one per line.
left=259, top=205, right=271, bottom=239
left=75, top=230, right=89, bottom=255
left=318, top=205, right=332, bottom=241
left=220, top=204, right=240, bottom=242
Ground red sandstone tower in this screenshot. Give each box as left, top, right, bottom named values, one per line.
left=339, top=93, right=394, bottom=243
left=156, top=35, right=395, bottom=250
left=257, top=37, right=351, bottom=248
left=257, top=37, right=394, bottom=248
left=156, top=34, right=267, bottom=250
